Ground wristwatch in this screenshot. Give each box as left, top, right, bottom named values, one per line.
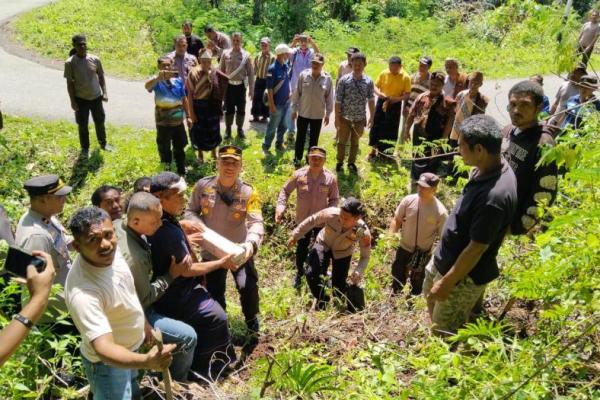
left=13, top=314, right=34, bottom=329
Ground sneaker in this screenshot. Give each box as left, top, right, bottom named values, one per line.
left=336, top=162, right=343, bottom=172
left=293, top=274, right=302, bottom=289
left=260, top=116, right=268, bottom=123
left=101, top=144, right=114, bottom=152
left=348, top=163, right=358, bottom=174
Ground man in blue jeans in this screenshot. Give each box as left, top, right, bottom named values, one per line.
left=65, top=207, right=174, bottom=400
left=263, top=44, right=292, bottom=154
left=116, top=191, right=197, bottom=381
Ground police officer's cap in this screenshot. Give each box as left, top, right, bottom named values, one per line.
left=24, top=174, right=72, bottom=196
left=341, top=197, right=365, bottom=216
left=218, top=145, right=242, bottom=161
left=307, top=146, right=326, bottom=158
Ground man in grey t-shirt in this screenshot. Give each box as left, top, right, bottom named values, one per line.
left=64, top=34, right=111, bottom=156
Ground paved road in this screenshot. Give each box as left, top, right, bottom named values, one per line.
left=0, top=0, right=565, bottom=131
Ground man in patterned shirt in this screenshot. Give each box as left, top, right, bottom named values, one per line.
left=251, top=37, right=275, bottom=123
left=334, top=52, right=375, bottom=174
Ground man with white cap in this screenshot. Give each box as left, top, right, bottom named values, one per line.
left=251, top=37, right=275, bottom=123
left=263, top=44, right=292, bottom=154
left=276, top=146, right=339, bottom=288
left=388, top=172, right=447, bottom=295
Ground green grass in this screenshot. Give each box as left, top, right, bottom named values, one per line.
left=1, top=113, right=598, bottom=399
left=13, top=0, right=591, bottom=80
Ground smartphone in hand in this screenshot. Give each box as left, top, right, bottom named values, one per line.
left=3, top=246, right=46, bottom=278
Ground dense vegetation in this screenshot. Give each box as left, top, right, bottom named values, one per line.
left=0, top=112, right=598, bottom=398
left=12, top=0, right=591, bottom=79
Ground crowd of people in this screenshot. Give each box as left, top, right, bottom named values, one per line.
left=1, top=10, right=599, bottom=400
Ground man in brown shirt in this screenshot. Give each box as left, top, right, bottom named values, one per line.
left=401, top=56, right=432, bottom=142
left=288, top=198, right=371, bottom=310
left=204, top=26, right=231, bottom=60
left=251, top=37, right=275, bottom=123
left=219, top=33, right=255, bottom=139
left=276, top=147, right=339, bottom=288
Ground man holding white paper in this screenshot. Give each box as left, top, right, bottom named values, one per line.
left=185, top=145, right=264, bottom=340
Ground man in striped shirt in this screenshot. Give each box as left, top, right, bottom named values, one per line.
left=251, top=37, right=275, bottom=123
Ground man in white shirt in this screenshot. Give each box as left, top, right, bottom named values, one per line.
left=65, top=207, right=174, bottom=400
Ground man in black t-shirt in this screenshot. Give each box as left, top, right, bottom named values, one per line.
left=423, top=115, right=517, bottom=334
left=181, top=21, right=204, bottom=58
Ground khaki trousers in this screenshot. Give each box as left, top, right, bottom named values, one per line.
left=336, top=118, right=365, bottom=164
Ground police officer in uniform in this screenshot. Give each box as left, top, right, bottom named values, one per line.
left=15, top=175, right=73, bottom=318
left=219, top=33, right=255, bottom=139
left=275, top=147, right=339, bottom=288
left=185, top=145, right=264, bottom=336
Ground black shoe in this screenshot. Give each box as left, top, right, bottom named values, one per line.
left=293, top=159, right=302, bottom=169
left=237, top=128, right=245, bottom=138
left=336, top=162, right=343, bottom=172
left=293, top=274, right=302, bottom=289
left=348, top=163, right=358, bottom=174
left=225, top=127, right=232, bottom=139
left=275, top=143, right=285, bottom=151
left=79, top=148, right=89, bottom=159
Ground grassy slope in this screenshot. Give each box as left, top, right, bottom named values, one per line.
left=13, top=0, right=590, bottom=80
left=2, top=115, right=597, bottom=399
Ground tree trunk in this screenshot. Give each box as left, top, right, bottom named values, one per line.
left=252, top=0, right=263, bottom=25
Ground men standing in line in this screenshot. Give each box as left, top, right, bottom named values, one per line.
left=185, top=145, right=264, bottom=338
left=64, top=34, right=111, bottom=156
left=16, top=175, right=73, bottom=315
left=181, top=20, right=204, bottom=58
left=424, top=115, right=517, bottom=334
left=335, top=52, right=375, bottom=174
left=251, top=37, right=275, bottom=123
left=388, top=173, right=447, bottom=295
left=404, top=71, right=456, bottom=185
left=577, top=9, right=599, bottom=66
left=288, top=34, right=321, bottom=143
left=115, top=192, right=198, bottom=382
left=288, top=198, right=371, bottom=311
left=167, top=35, right=198, bottom=81
left=263, top=44, right=292, bottom=154
left=336, top=47, right=360, bottom=88
left=65, top=207, right=175, bottom=399
left=219, top=33, right=255, bottom=139
left=204, top=26, right=231, bottom=60
left=503, top=81, right=558, bottom=235
left=276, top=147, right=339, bottom=288
left=146, top=56, right=190, bottom=175
left=443, top=58, right=468, bottom=99
left=291, top=54, right=334, bottom=167
left=146, top=173, right=236, bottom=378
left=369, top=56, right=411, bottom=158
left=91, top=185, right=123, bottom=221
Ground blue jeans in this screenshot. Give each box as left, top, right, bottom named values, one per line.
left=285, top=104, right=295, bottom=135
left=82, top=357, right=139, bottom=400
left=146, top=308, right=197, bottom=381
left=263, top=102, right=290, bottom=150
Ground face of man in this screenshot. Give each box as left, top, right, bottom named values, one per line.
left=158, top=189, right=186, bottom=216
left=418, top=62, right=429, bottom=74
left=571, top=70, right=585, bottom=83
left=339, top=209, right=360, bottom=230
left=469, top=75, right=483, bottom=91
left=445, top=61, right=458, bottom=78
left=207, top=31, right=217, bottom=41
left=37, top=194, right=67, bottom=216
left=74, top=218, right=117, bottom=268
left=458, top=133, right=478, bottom=167
left=99, top=189, right=122, bottom=221
left=232, top=35, right=242, bottom=50
left=182, top=24, right=192, bottom=37
left=389, top=63, right=401, bottom=74
left=592, top=11, right=599, bottom=23
left=277, top=53, right=289, bottom=63
left=299, top=38, right=308, bottom=50
left=310, top=61, right=323, bottom=75
left=175, top=39, right=187, bottom=56
left=508, top=93, right=540, bottom=129
left=352, top=59, right=365, bottom=75
left=579, top=85, right=595, bottom=99
left=200, top=58, right=211, bottom=70
left=429, top=79, right=444, bottom=97
left=307, top=155, right=325, bottom=169
left=130, top=206, right=163, bottom=237
left=217, top=158, right=242, bottom=181
left=260, top=42, right=269, bottom=53
left=159, top=60, right=173, bottom=72
left=74, top=39, right=87, bottom=57
left=417, top=185, right=437, bottom=200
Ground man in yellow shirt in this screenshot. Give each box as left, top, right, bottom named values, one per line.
left=369, top=56, right=411, bottom=159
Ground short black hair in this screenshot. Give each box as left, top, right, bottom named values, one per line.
left=350, top=52, right=367, bottom=64
left=133, top=177, right=152, bottom=193
left=91, top=185, right=121, bottom=206
left=430, top=71, right=446, bottom=84
left=71, top=34, right=86, bottom=44
left=458, top=115, right=502, bottom=155
left=174, top=34, right=187, bottom=44
left=341, top=197, right=365, bottom=216
left=389, top=56, right=402, bottom=65
left=150, top=172, right=181, bottom=193
left=69, top=207, right=110, bottom=240
left=182, top=20, right=193, bottom=27
left=508, top=80, right=545, bottom=106
left=204, top=25, right=215, bottom=33
left=157, top=55, right=172, bottom=66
